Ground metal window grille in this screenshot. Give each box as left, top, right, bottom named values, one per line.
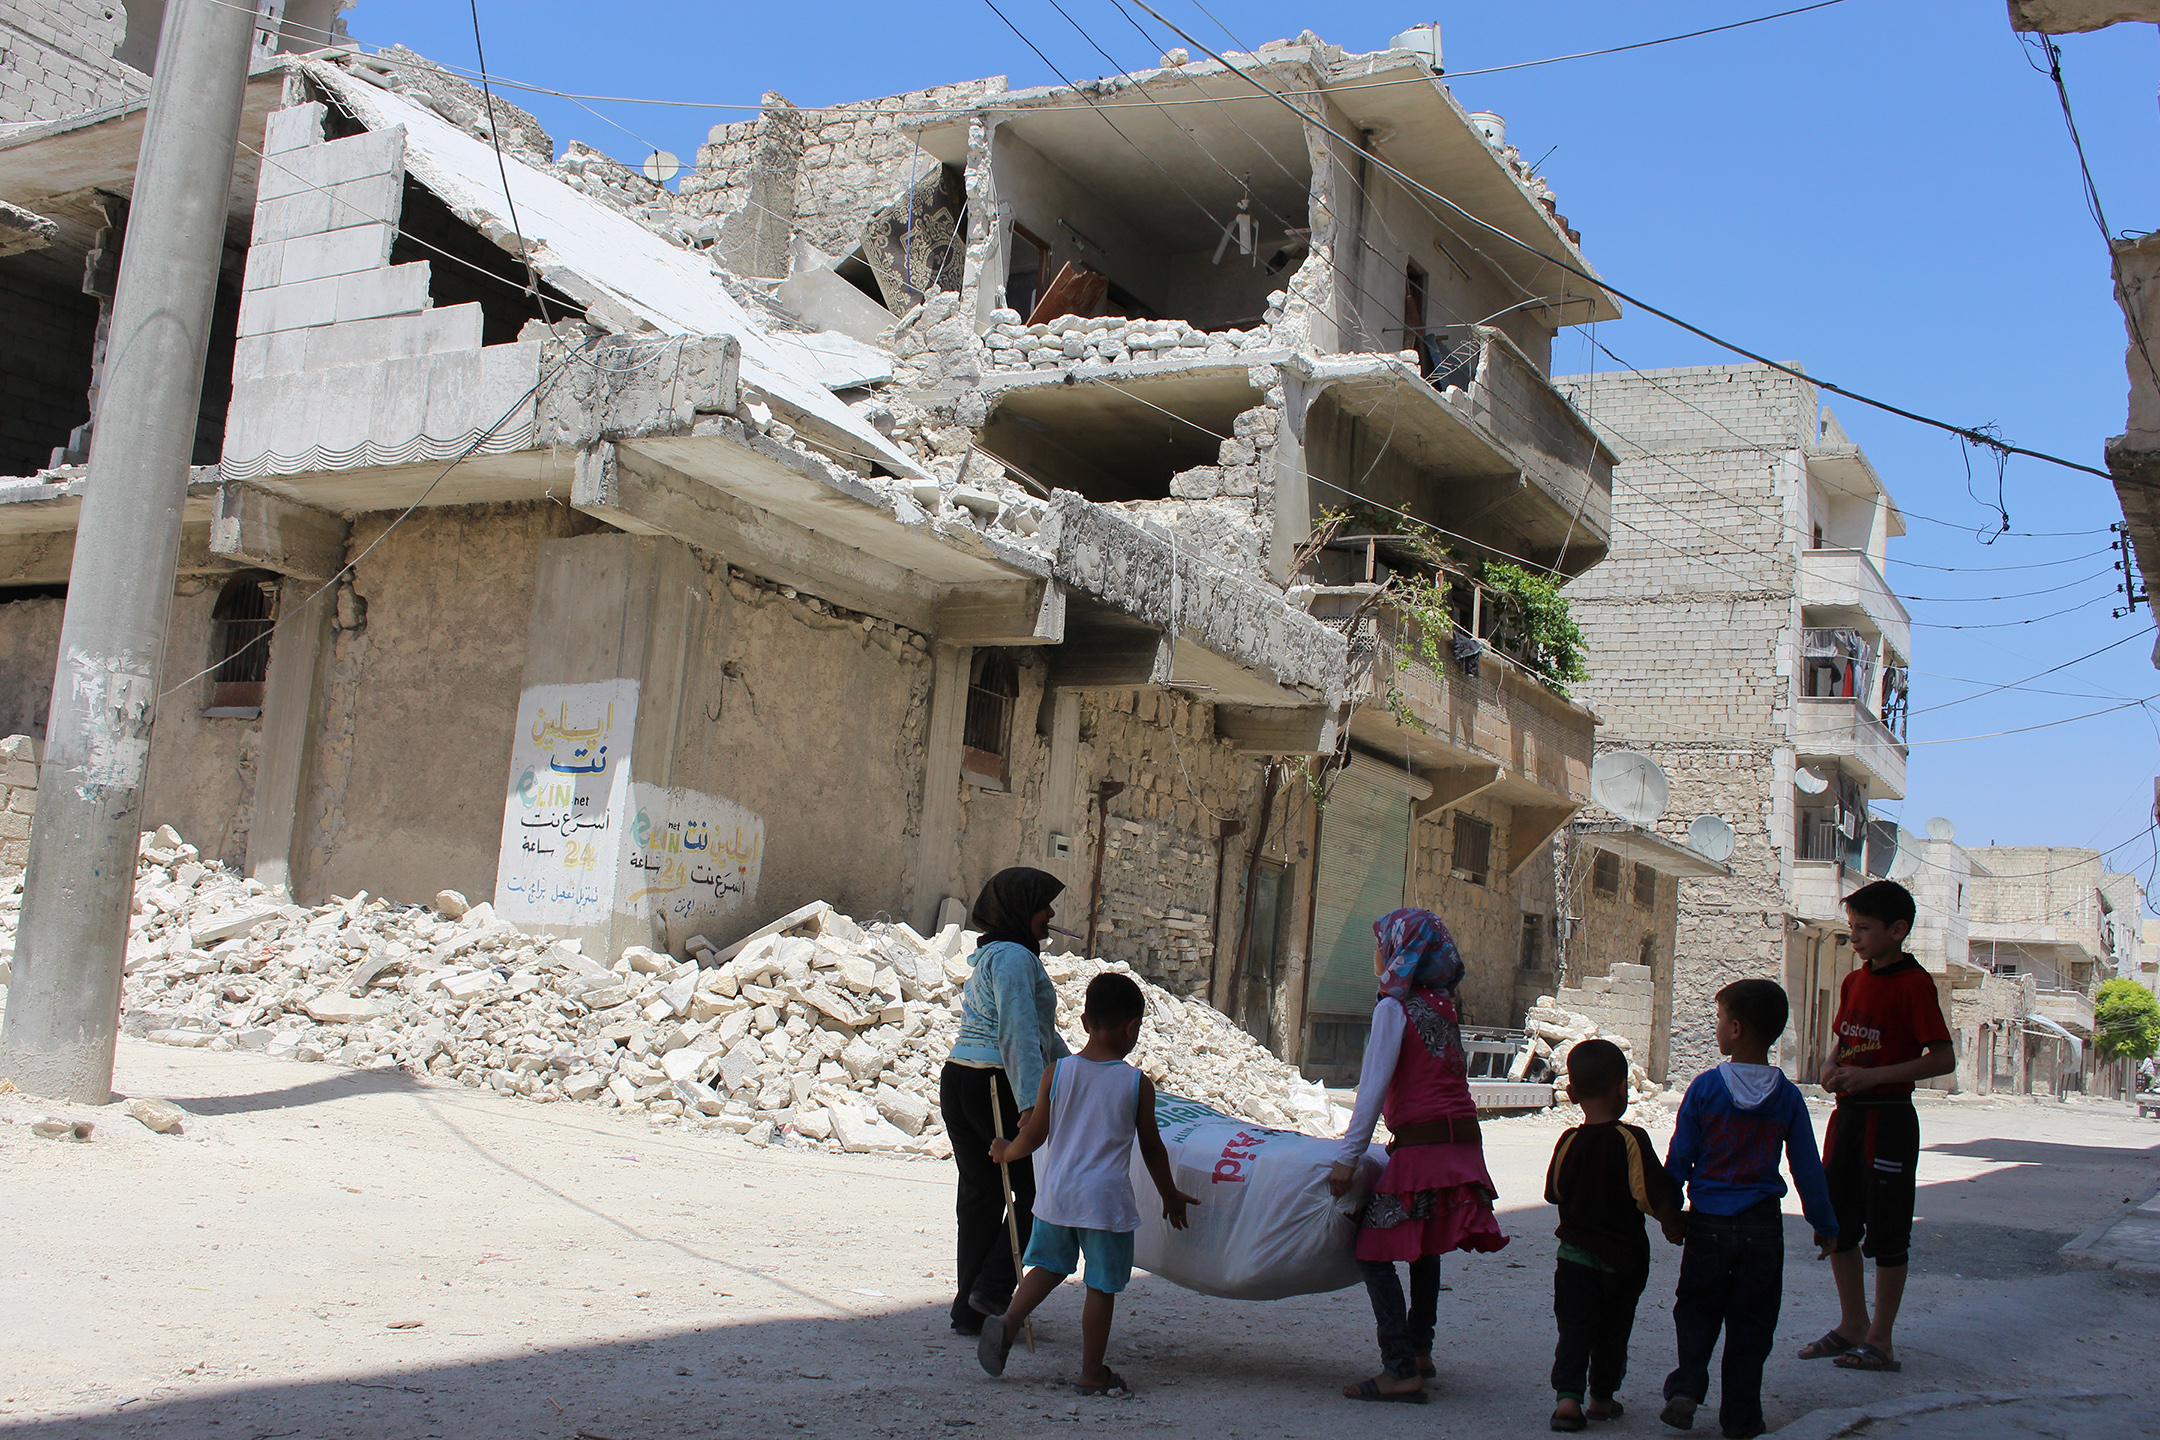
left=209, top=571, right=276, bottom=710
left=962, top=650, right=1019, bottom=781
left=1632, top=862, right=1656, bottom=908
left=1452, top=812, right=1492, bottom=887
left=1591, top=849, right=1620, bottom=895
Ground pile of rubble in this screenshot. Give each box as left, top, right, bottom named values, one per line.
left=979, top=306, right=1280, bottom=374
left=1516, top=996, right=1661, bottom=1102
left=0, top=828, right=1332, bottom=1157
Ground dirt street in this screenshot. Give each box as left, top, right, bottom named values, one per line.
left=2, top=1042, right=2154, bottom=1439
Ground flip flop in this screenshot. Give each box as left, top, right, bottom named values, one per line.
left=1660, top=1396, right=1697, bottom=1431
left=1418, top=1357, right=1437, bottom=1378
left=1833, top=1342, right=1901, bottom=1373
left=1076, top=1367, right=1131, bottom=1398
left=976, top=1318, right=1013, bottom=1377
left=1551, top=1409, right=1588, bottom=1432
left=1797, top=1329, right=1859, bottom=1360
left=1589, top=1400, right=1625, bottom=1421
left=1344, top=1378, right=1428, bottom=1404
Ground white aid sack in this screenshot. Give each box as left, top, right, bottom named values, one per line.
left=1127, top=1092, right=1387, bottom=1301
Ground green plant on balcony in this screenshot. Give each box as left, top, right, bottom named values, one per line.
left=1477, top=561, right=1589, bottom=695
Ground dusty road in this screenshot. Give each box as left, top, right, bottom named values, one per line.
left=1, top=1042, right=2154, bottom=1439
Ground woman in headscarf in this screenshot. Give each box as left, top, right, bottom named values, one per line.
left=940, top=866, right=1071, bottom=1336
left=1328, top=907, right=1509, bottom=1403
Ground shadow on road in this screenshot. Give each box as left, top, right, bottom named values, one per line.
left=137, top=1064, right=430, bottom=1116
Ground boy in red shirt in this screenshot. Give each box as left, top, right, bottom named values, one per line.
left=1795, top=880, right=1953, bottom=1375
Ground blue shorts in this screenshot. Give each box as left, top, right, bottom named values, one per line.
left=1021, top=1220, right=1134, bottom=1295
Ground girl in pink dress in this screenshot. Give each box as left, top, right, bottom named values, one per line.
left=1328, top=907, right=1509, bottom=1403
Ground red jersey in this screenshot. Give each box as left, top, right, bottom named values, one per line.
left=1831, top=954, right=1951, bottom=1096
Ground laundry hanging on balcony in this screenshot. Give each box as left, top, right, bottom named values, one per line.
left=1802, top=627, right=1875, bottom=700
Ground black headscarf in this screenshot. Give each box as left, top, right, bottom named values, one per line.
left=971, top=867, right=1065, bottom=954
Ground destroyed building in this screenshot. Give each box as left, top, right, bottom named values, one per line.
left=0, top=16, right=1703, bottom=1080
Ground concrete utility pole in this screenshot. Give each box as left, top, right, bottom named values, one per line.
left=0, top=0, right=256, bottom=1103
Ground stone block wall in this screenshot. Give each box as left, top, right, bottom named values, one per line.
left=1554, top=961, right=1656, bottom=1063
left=0, top=733, right=36, bottom=875
left=680, top=78, right=1006, bottom=277
left=1080, top=690, right=1260, bottom=997
left=0, top=0, right=146, bottom=126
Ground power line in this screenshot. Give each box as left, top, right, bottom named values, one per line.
left=466, top=0, right=549, bottom=318
left=1435, top=0, right=1852, bottom=81
left=1908, top=624, right=2155, bottom=715
left=1908, top=696, right=2157, bottom=745
left=1909, top=592, right=2117, bottom=629
left=1129, top=1, right=2117, bottom=486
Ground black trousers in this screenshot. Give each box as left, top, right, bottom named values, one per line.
left=1359, top=1256, right=1441, bottom=1380
left=1665, top=1201, right=1783, bottom=1437
left=1551, top=1257, right=1647, bottom=1401
left=939, top=1062, right=1035, bottom=1327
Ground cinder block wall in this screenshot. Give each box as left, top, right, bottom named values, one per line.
left=1552, top=364, right=1817, bottom=1076
left=0, top=733, right=35, bottom=875
left=1554, top=961, right=1656, bottom=1063
left=0, top=0, right=147, bottom=126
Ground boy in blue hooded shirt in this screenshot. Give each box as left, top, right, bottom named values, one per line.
left=1659, top=979, right=1838, bottom=1440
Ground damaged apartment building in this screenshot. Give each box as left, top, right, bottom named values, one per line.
left=0, top=14, right=1702, bottom=1078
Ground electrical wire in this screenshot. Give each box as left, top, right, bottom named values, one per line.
left=1909, top=624, right=2155, bottom=715
left=1907, top=696, right=2158, bottom=745
left=1130, top=1, right=2116, bottom=485
left=466, top=0, right=549, bottom=318
left=1908, top=592, right=2118, bottom=629
left=156, top=344, right=599, bottom=700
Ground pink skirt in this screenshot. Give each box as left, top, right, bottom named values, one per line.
left=1354, top=1141, right=1510, bottom=1262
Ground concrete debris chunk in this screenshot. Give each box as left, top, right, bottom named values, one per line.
left=71, top=825, right=1330, bottom=1158
left=124, top=1097, right=188, bottom=1134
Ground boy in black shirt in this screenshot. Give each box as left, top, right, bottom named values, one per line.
left=1545, top=1038, right=1684, bottom=1431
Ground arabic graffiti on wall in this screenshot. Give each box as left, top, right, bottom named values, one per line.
left=494, top=679, right=639, bottom=927
left=620, top=782, right=763, bottom=940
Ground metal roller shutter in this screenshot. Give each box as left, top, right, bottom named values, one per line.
left=1306, top=769, right=1412, bottom=1023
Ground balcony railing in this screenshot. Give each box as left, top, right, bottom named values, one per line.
left=1402, top=324, right=1613, bottom=552
left=2035, top=986, right=2096, bottom=1037
left=1800, top=548, right=1910, bottom=661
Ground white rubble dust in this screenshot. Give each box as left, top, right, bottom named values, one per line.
left=0, top=826, right=1336, bottom=1155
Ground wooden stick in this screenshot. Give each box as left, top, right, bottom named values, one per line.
left=990, top=1074, right=1036, bottom=1354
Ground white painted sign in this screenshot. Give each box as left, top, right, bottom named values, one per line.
left=494, top=679, right=639, bottom=927
left=620, top=782, right=763, bottom=940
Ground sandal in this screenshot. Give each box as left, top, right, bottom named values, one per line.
left=975, top=1319, right=1013, bottom=1377
left=1833, top=1342, right=1901, bottom=1373
left=1344, top=1377, right=1428, bottom=1404
left=1797, top=1329, right=1859, bottom=1361
left=1589, top=1399, right=1624, bottom=1421
left=1076, top=1366, right=1131, bottom=1398
left=1418, top=1356, right=1436, bottom=1378
left=1552, top=1409, right=1588, bottom=1432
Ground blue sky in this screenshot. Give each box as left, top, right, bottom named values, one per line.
left=347, top=1, right=2160, bottom=897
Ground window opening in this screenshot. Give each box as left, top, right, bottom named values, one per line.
left=1451, top=812, right=1492, bottom=888
left=387, top=177, right=583, bottom=344
left=1520, top=912, right=1544, bottom=969
left=962, top=649, right=1020, bottom=787
left=208, top=570, right=278, bottom=714
left=1591, top=849, right=1620, bottom=896
left=1632, top=862, right=1656, bottom=908
left=1639, top=935, right=1656, bottom=969
left=1005, top=225, right=1050, bottom=322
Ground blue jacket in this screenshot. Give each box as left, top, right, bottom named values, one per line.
left=950, top=940, right=1069, bottom=1104
left=1664, top=1064, right=1839, bottom=1238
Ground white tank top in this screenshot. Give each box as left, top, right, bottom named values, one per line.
left=1033, top=1056, right=1143, bottom=1233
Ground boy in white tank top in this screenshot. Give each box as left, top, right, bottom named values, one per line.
left=980, top=973, right=1198, bottom=1397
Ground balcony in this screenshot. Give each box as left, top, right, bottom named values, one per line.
left=2035, top=986, right=2096, bottom=1038
left=1312, top=589, right=1594, bottom=875
left=1298, top=327, right=1615, bottom=578
left=1793, top=696, right=1907, bottom=800
left=1800, top=549, right=1910, bottom=662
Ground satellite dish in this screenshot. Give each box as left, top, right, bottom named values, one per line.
left=1926, top=816, right=1957, bottom=842
left=642, top=149, right=681, bottom=184
left=1688, top=814, right=1737, bottom=863
left=1591, top=752, right=1670, bottom=826
left=1887, top=828, right=1923, bottom=882
left=1794, top=766, right=1829, bottom=795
